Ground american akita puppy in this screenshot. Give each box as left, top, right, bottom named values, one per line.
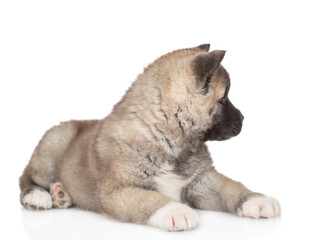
left=19, top=44, right=280, bottom=231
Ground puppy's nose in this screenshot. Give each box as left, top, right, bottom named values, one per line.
left=241, top=114, right=244, bottom=121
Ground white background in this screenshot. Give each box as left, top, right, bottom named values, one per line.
left=1, top=0, right=328, bottom=239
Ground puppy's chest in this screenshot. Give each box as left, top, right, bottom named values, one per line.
left=152, top=171, right=194, bottom=202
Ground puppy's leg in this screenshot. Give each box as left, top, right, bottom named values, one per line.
left=19, top=121, right=78, bottom=210
left=19, top=165, right=53, bottom=210
left=182, top=169, right=280, bottom=219
left=101, top=187, right=199, bottom=231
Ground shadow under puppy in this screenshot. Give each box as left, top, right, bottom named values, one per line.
left=19, top=44, right=280, bottom=231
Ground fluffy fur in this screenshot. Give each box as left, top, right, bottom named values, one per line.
left=19, top=44, right=280, bottom=231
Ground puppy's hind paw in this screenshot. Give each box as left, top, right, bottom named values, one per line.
left=238, top=196, right=281, bottom=219
left=21, top=188, right=53, bottom=210
left=148, top=202, right=199, bottom=231
left=50, top=182, right=72, bottom=209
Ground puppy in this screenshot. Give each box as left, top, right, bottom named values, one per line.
left=20, top=44, right=280, bottom=231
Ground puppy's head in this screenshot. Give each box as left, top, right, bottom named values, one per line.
left=158, top=44, right=243, bottom=142
left=147, top=44, right=243, bottom=142
left=190, top=45, right=244, bottom=141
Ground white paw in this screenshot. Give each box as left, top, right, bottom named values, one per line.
left=148, top=202, right=199, bottom=231
left=238, top=196, right=281, bottom=219
left=22, top=188, right=53, bottom=210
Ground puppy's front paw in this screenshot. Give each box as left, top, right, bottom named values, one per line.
left=148, top=202, right=199, bottom=231
left=237, top=196, right=281, bottom=219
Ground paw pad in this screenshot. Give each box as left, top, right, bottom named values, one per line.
left=50, top=182, right=72, bottom=209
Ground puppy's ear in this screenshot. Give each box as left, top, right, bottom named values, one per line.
left=195, top=44, right=210, bottom=52
left=192, top=50, right=226, bottom=91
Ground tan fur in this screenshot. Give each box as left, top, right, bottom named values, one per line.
left=19, top=45, right=280, bottom=230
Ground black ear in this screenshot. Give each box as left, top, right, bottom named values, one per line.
left=195, top=44, right=210, bottom=52
left=192, top=50, right=226, bottom=90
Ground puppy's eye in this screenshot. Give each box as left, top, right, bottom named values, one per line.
left=218, top=97, right=226, bottom=104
